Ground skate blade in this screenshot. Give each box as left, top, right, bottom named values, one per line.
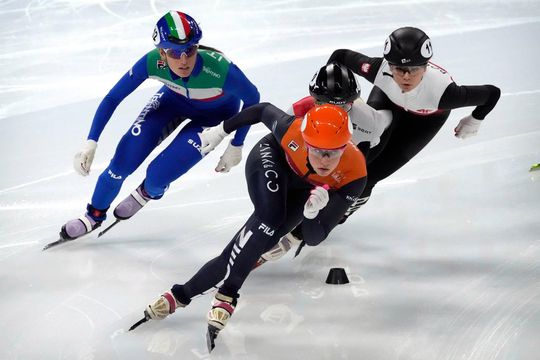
left=42, top=237, right=72, bottom=251
left=43, top=225, right=98, bottom=251
left=206, top=325, right=220, bottom=353
left=129, top=311, right=150, bottom=331
left=43, top=230, right=80, bottom=251
left=98, top=219, right=121, bottom=238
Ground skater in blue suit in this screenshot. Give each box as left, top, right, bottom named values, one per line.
left=59, top=10, right=260, bottom=240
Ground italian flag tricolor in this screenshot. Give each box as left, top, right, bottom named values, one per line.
left=164, top=11, right=191, bottom=40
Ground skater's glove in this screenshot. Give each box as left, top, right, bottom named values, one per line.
left=215, top=142, right=242, bottom=173
left=199, top=123, right=228, bottom=155
left=73, top=139, right=97, bottom=176
left=303, top=186, right=329, bottom=219
left=454, top=115, right=482, bottom=139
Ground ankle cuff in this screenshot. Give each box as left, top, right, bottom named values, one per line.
left=86, top=204, right=108, bottom=221
left=171, top=285, right=192, bottom=305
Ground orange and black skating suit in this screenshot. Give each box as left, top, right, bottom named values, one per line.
left=171, top=102, right=367, bottom=302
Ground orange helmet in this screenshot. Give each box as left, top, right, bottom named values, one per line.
left=301, top=104, right=352, bottom=149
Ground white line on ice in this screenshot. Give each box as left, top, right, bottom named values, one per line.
left=0, top=224, right=56, bottom=237
left=98, top=0, right=126, bottom=20
left=0, top=241, right=38, bottom=249
left=0, top=171, right=75, bottom=194
left=148, top=196, right=250, bottom=211
left=65, top=304, right=96, bottom=331
left=501, top=89, right=540, bottom=96
left=0, top=196, right=249, bottom=211
left=77, top=294, right=123, bottom=319
left=0, top=163, right=107, bottom=195
left=149, top=0, right=160, bottom=15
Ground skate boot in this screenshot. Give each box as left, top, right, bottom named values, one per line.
left=146, top=291, right=186, bottom=320
left=208, top=292, right=237, bottom=330
left=60, top=204, right=106, bottom=240
left=113, top=183, right=154, bottom=220
left=207, top=292, right=237, bottom=351
left=253, top=232, right=302, bottom=269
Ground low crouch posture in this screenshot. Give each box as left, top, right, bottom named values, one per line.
left=57, top=10, right=259, bottom=243
left=259, top=26, right=501, bottom=261
left=136, top=103, right=367, bottom=351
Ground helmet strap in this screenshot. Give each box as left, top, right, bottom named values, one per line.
left=305, top=155, right=316, bottom=174
left=158, top=49, right=170, bottom=67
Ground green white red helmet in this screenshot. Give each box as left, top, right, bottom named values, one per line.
left=152, top=11, right=202, bottom=50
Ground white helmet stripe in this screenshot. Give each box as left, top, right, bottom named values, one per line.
left=170, top=11, right=188, bottom=40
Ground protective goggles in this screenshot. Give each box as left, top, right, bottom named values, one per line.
left=389, top=64, right=426, bottom=75
left=165, top=45, right=198, bottom=59
left=315, top=101, right=353, bottom=112
left=306, top=143, right=346, bottom=159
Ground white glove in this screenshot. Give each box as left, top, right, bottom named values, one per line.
left=198, top=123, right=228, bottom=155
left=215, top=142, right=243, bottom=173
left=73, top=139, right=97, bottom=176
left=303, top=185, right=330, bottom=219
left=454, top=115, right=482, bottom=139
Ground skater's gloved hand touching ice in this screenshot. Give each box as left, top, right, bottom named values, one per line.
left=73, top=140, right=97, bottom=176
left=198, top=123, right=228, bottom=155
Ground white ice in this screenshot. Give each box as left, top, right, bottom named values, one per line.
left=1, top=1, right=539, bottom=359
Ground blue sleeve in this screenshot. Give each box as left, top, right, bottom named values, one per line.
left=222, top=63, right=260, bottom=146
left=87, top=54, right=149, bottom=141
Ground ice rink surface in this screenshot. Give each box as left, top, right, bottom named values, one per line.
left=1, top=1, right=539, bottom=359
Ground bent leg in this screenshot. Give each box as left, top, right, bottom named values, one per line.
left=362, top=110, right=450, bottom=198
left=171, top=213, right=279, bottom=304
left=90, top=90, right=177, bottom=210
left=171, top=136, right=305, bottom=302
left=143, top=124, right=204, bottom=198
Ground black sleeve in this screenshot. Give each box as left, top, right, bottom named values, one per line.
left=222, top=102, right=295, bottom=141
left=301, top=177, right=367, bottom=246
left=356, top=141, right=371, bottom=158
left=366, top=85, right=395, bottom=110
left=327, top=49, right=384, bottom=83
left=439, top=83, right=501, bottom=120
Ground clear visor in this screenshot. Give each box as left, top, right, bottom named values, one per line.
left=165, top=45, right=198, bottom=59
left=389, top=64, right=426, bottom=75
left=306, top=143, right=346, bottom=159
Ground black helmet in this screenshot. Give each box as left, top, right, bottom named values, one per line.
left=383, top=27, right=433, bottom=66
left=309, top=62, right=360, bottom=105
